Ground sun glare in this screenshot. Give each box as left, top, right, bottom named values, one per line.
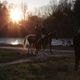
left=11, top=40, right=19, bottom=45
left=9, top=8, right=23, bottom=23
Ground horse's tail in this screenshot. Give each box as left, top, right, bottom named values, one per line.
left=23, top=36, right=30, bottom=48
left=23, top=37, right=26, bottom=48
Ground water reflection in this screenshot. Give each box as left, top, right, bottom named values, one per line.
left=0, top=38, right=24, bottom=45
left=10, top=40, right=19, bottom=45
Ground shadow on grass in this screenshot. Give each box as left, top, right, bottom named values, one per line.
left=0, top=56, right=77, bottom=80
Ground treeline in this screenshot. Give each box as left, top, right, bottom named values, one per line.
left=0, top=0, right=80, bottom=38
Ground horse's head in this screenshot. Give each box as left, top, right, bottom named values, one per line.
left=48, top=32, right=57, bottom=39
left=26, top=34, right=36, bottom=44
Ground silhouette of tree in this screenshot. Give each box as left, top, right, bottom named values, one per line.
left=74, top=0, right=80, bottom=27
left=43, top=0, right=74, bottom=38
left=21, top=2, right=27, bottom=21
left=0, top=2, right=9, bottom=37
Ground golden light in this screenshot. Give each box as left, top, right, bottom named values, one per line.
left=9, top=8, right=23, bottom=23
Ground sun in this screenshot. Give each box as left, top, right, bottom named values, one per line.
left=9, top=8, right=23, bottom=23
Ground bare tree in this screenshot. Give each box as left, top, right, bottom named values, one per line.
left=21, top=2, right=27, bottom=21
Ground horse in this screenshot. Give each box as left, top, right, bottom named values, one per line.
left=73, top=32, right=80, bottom=71
left=36, top=32, right=54, bottom=53
left=23, top=34, right=37, bottom=54
left=23, top=32, right=54, bottom=55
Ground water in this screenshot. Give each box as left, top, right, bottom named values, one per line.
left=0, top=38, right=24, bottom=45
left=0, top=38, right=73, bottom=46
left=52, top=38, right=73, bottom=46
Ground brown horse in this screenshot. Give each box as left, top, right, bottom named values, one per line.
left=35, top=32, right=55, bottom=54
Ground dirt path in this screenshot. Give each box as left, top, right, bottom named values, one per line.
left=0, top=47, right=74, bottom=66
left=0, top=46, right=74, bottom=53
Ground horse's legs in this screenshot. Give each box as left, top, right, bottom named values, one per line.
left=27, top=44, right=32, bottom=53
left=27, top=47, right=29, bottom=53
left=29, top=44, right=34, bottom=55
left=42, top=44, right=47, bottom=51
left=50, top=44, right=53, bottom=53
left=27, top=45, right=30, bottom=53
left=48, top=41, right=53, bottom=54
left=35, top=43, right=40, bottom=54
left=36, top=45, right=39, bottom=54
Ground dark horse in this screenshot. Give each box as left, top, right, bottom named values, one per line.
left=35, top=32, right=54, bottom=53
left=23, top=32, right=54, bottom=54
left=73, top=32, right=80, bottom=71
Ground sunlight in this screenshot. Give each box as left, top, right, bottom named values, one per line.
left=11, top=40, right=19, bottom=45
left=9, top=8, right=23, bottom=23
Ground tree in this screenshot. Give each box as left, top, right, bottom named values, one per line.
left=0, top=1, right=9, bottom=26
left=74, top=0, right=80, bottom=26
left=21, top=2, right=27, bottom=21
left=27, top=15, right=43, bottom=33
left=0, top=1, right=9, bottom=37
left=43, top=0, right=75, bottom=38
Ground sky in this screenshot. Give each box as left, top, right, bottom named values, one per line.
left=0, top=0, right=51, bottom=11
left=0, top=0, right=75, bottom=13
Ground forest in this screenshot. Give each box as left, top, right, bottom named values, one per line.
left=0, top=0, right=80, bottom=38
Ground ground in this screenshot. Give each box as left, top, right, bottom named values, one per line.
left=0, top=46, right=80, bottom=80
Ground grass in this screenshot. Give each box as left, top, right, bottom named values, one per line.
left=0, top=50, right=31, bottom=63
left=0, top=46, right=76, bottom=80
left=0, top=56, right=78, bottom=80
left=0, top=45, right=74, bottom=63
